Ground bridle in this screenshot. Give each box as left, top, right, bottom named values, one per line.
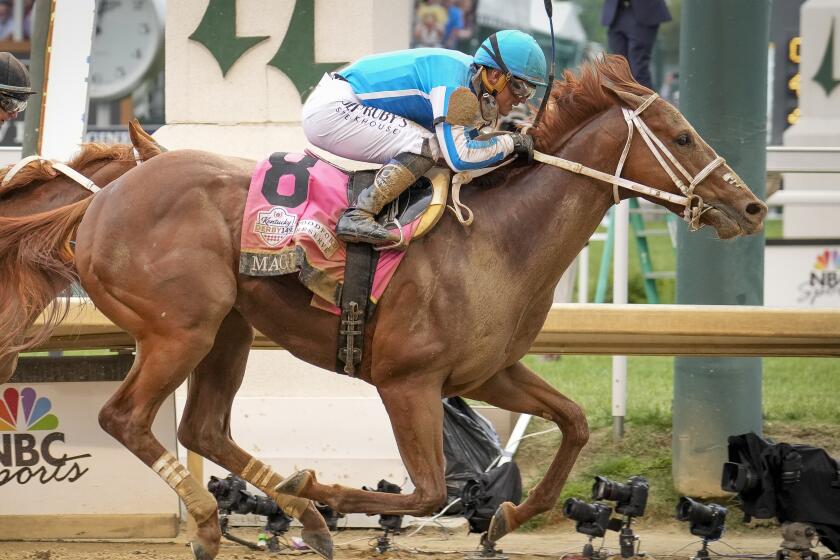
left=2, top=155, right=103, bottom=194
left=1, top=149, right=146, bottom=194
left=448, top=93, right=727, bottom=230
left=533, top=93, right=726, bottom=231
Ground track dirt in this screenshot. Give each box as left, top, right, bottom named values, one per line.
left=2, top=523, right=833, bottom=560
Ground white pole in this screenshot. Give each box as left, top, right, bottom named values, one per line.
left=39, top=0, right=96, bottom=161
left=12, top=0, right=23, bottom=41
left=612, top=200, right=630, bottom=440
left=578, top=246, right=589, bottom=303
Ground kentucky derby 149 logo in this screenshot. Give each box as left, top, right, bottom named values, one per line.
left=254, top=207, right=298, bottom=248
left=798, top=249, right=840, bottom=305
left=0, top=387, right=91, bottom=486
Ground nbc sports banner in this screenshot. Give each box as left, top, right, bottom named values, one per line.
left=765, top=241, right=840, bottom=308
left=0, top=383, right=179, bottom=536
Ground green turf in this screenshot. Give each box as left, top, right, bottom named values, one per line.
left=517, top=354, right=840, bottom=528
left=582, top=215, right=782, bottom=305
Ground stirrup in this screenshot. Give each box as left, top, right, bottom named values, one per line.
left=374, top=218, right=406, bottom=251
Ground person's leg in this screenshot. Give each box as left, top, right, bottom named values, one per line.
left=625, top=22, right=659, bottom=89
left=336, top=151, right=434, bottom=244
left=607, top=24, right=629, bottom=59
left=302, top=75, right=437, bottom=244
left=302, top=75, right=439, bottom=165
left=606, top=4, right=631, bottom=59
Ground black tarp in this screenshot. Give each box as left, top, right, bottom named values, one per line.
left=726, top=432, right=840, bottom=552
left=442, top=397, right=522, bottom=531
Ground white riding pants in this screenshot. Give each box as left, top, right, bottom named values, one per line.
left=302, top=74, right=441, bottom=165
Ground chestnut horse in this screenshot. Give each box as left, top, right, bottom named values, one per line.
left=0, top=121, right=163, bottom=379
left=0, top=58, right=766, bottom=560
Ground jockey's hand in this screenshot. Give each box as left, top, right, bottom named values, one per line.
left=510, top=133, right=534, bottom=163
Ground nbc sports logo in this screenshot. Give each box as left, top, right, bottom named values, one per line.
left=0, top=387, right=59, bottom=431
left=0, top=387, right=91, bottom=486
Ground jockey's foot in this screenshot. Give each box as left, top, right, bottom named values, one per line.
left=336, top=208, right=399, bottom=245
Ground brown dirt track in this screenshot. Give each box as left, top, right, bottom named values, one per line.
left=2, top=524, right=834, bottom=560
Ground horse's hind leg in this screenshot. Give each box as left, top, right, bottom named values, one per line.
left=177, top=309, right=333, bottom=559
left=463, top=360, right=589, bottom=543
left=277, top=378, right=448, bottom=517
left=98, top=329, right=225, bottom=560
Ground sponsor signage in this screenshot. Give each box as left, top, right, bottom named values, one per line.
left=765, top=241, right=840, bottom=307
left=0, top=382, right=179, bottom=518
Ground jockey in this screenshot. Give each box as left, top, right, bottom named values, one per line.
left=302, top=30, right=547, bottom=245
left=0, top=52, right=36, bottom=123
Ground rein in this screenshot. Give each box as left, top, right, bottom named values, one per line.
left=534, top=93, right=725, bottom=231
left=449, top=93, right=727, bottom=231
left=2, top=155, right=108, bottom=194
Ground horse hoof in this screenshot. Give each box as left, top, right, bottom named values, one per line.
left=486, top=501, right=518, bottom=543
left=275, top=469, right=315, bottom=497
left=302, top=528, right=334, bottom=560
left=190, top=541, right=214, bottom=560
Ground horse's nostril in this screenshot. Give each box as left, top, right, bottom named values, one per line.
left=746, top=202, right=766, bottom=216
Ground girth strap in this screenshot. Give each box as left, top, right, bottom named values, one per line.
left=335, top=172, right=381, bottom=376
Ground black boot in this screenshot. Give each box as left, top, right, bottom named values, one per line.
left=337, top=153, right=433, bottom=245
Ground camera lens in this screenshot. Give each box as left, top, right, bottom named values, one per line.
left=592, top=476, right=632, bottom=503
left=676, top=496, right=727, bottom=540
left=252, top=496, right=281, bottom=517
left=721, top=462, right=759, bottom=493
left=676, top=497, right=714, bottom=524
left=564, top=498, right=601, bottom=522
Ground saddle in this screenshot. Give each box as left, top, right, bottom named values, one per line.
left=238, top=150, right=451, bottom=376
left=312, top=151, right=451, bottom=376
left=312, top=150, right=450, bottom=242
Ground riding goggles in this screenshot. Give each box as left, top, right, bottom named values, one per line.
left=0, top=93, right=27, bottom=114
left=509, top=77, right=537, bottom=101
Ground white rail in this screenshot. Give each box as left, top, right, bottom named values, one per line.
left=766, top=146, right=840, bottom=173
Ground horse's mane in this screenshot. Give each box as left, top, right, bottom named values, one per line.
left=0, top=142, right=134, bottom=197
left=473, top=56, right=653, bottom=189
left=530, top=54, right=653, bottom=151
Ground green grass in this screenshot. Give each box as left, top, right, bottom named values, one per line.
left=516, top=354, right=840, bottom=528
left=582, top=215, right=783, bottom=305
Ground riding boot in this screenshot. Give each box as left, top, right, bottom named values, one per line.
left=337, top=153, right=434, bottom=245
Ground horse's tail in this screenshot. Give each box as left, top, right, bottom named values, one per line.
left=0, top=196, right=93, bottom=356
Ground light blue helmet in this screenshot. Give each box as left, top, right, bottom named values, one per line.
left=473, top=30, right=548, bottom=86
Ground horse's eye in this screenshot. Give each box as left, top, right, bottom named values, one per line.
left=676, top=133, right=691, bottom=146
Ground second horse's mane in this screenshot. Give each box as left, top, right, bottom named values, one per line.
left=0, top=143, right=135, bottom=197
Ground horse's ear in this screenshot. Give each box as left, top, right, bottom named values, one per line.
left=601, top=82, right=644, bottom=110
left=128, top=119, right=168, bottom=162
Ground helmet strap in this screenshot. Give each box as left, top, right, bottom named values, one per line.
left=470, top=66, right=499, bottom=124
left=480, top=67, right=509, bottom=97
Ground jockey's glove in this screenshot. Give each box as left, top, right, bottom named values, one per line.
left=510, top=133, right=534, bottom=163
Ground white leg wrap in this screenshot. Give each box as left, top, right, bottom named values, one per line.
left=241, top=458, right=310, bottom=519
left=152, top=451, right=217, bottom=524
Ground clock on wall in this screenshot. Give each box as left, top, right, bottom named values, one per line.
left=89, top=0, right=164, bottom=101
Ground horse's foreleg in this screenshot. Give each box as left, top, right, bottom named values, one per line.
left=463, top=360, right=589, bottom=542
left=177, top=310, right=333, bottom=560
left=276, top=379, right=447, bottom=517
left=98, top=330, right=223, bottom=560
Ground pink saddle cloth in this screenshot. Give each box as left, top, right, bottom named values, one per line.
left=239, top=152, right=421, bottom=314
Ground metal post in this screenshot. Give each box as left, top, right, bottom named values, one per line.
left=673, top=0, right=769, bottom=495
left=578, top=246, right=589, bottom=303
left=612, top=199, right=629, bottom=440
left=22, top=0, right=53, bottom=157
